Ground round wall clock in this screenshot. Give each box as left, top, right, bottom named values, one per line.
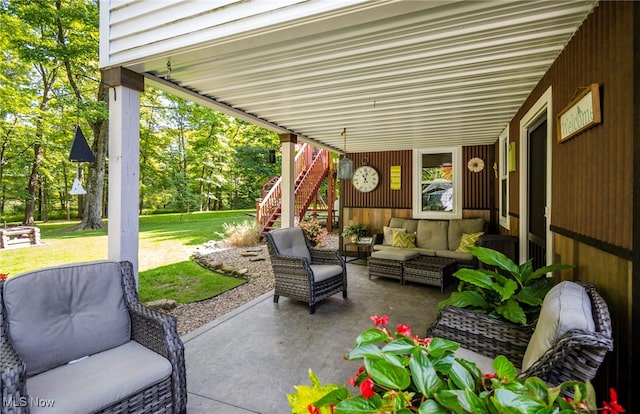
left=467, top=157, right=485, bottom=173
left=352, top=165, right=379, bottom=192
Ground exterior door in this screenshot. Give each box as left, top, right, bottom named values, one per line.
left=527, top=117, right=547, bottom=270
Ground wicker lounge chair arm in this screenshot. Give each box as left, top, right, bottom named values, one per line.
left=127, top=302, right=187, bottom=414
left=427, top=305, right=535, bottom=364
left=309, top=248, right=344, bottom=265
left=0, top=335, right=28, bottom=414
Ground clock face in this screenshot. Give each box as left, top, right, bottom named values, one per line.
left=352, top=166, right=379, bottom=192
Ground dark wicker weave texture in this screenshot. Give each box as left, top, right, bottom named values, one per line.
left=0, top=261, right=187, bottom=414
left=264, top=229, right=347, bottom=314
left=426, top=281, right=613, bottom=389
left=367, top=257, right=403, bottom=281
left=402, top=257, right=457, bottom=292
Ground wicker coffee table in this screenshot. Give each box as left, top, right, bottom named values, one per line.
left=402, top=256, right=458, bottom=292
left=368, top=250, right=420, bottom=282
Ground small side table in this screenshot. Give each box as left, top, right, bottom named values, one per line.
left=343, top=240, right=374, bottom=264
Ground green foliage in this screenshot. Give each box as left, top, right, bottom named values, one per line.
left=138, top=260, right=245, bottom=304
left=298, top=217, right=328, bottom=247
left=342, top=224, right=368, bottom=239
left=437, top=246, right=573, bottom=325
left=289, top=317, right=621, bottom=414
left=218, top=219, right=260, bottom=247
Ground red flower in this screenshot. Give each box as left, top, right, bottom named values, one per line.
left=483, top=373, right=498, bottom=379
left=360, top=376, right=375, bottom=399
left=397, top=324, right=411, bottom=337
left=348, top=366, right=366, bottom=386
left=307, top=404, right=320, bottom=414
left=602, top=388, right=625, bottom=414
left=0, top=273, right=8, bottom=281
left=370, top=314, right=388, bottom=327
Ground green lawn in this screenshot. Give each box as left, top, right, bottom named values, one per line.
left=0, top=211, right=256, bottom=303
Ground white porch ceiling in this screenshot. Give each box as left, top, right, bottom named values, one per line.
left=105, top=0, right=597, bottom=154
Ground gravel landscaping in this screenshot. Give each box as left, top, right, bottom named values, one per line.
left=167, top=233, right=339, bottom=336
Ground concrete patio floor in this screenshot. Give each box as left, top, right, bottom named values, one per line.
left=181, top=261, right=454, bottom=413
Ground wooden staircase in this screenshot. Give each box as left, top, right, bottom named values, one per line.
left=257, top=143, right=329, bottom=234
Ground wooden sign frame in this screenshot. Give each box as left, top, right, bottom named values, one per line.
left=557, top=83, right=601, bottom=143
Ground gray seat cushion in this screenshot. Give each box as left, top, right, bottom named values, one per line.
left=268, top=228, right=311, bottom=262
left=26, top=341, right=172, bottom=414
left=4, top=261, right=131, bottom=376
left=309, top=264, right=344, bottom=282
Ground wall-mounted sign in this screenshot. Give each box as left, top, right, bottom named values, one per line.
left=557, top=83, right=601, bottom=143
left=390, top=165, right=401, bottom=190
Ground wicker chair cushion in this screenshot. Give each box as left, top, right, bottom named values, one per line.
left=448, top=218, right=486, bottom=251
left=26, top=341, right=172, bottom=413
left=4, top=261, right=131, bottom=376
left=269, top=227, right=311, bottom=262
left=382, top=226, right=406, bottom=245
left=522, top=281, right=595, bottom=370
left=309, top=264, right=345, bottom=282
left=415, top=220, right=449, bottom=250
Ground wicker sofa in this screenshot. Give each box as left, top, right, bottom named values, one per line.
left=0, top=260, right=187, bottom=414
left=372, top=217, right=488, bottom=268
left=427, top=281, right=613, bottom=390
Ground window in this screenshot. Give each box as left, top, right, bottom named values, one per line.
left=413, top=147, right=462, bottom=219
left=499, top=128, right=510, bottom=229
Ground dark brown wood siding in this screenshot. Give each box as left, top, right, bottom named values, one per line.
left=505, top=2, right=635, bottom=409
left=510, top=1, right=633, bottom=253
left=341, top=150, right=412, bottom=209
left=343, top=147, right=494, bottom=211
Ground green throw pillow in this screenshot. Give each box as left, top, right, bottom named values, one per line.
left=392, top=230, right=416, bottom=248
left=456, top=232, right=484, bottom=252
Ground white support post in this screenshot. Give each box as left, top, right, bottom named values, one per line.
left=279, top=135, right=297, bottom=228
left=105, top=68, right=144, bottom=280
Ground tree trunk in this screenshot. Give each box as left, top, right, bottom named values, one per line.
left=76, top=83, right=109, bottom=230
left=23, top=143, right=43, bottom=225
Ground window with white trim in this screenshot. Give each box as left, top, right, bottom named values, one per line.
left=499, top=129, right=510, bottom=229
left=413, top=147, right=462, bottom=219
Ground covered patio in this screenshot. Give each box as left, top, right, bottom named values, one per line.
left=181, top=262, right=445, bottom=413
left=98, top=0, right=637, bottom=411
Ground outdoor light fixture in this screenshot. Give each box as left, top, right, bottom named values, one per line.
left=336, top=128, right=353, bottom=180
left=269, top=149, right=276, bottom=164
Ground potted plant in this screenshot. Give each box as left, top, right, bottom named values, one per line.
left=288, top=315, right=625, bottom=414
left=341, top=224, right=368, bottom=243
left=437, top=246, right=573, bottom=325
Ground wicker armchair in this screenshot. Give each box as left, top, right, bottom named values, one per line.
left=427, top=281, right=613, bottom=389
left=264, top=227, right=347, bottom=314
left=0, top=260, right=187, bottom=414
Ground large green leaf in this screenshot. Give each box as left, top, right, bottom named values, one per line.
left=383, top=337, right=419, bottom=355
left=493, top=355, right=517, bottom=381
left=365, top=357, right=411, bottom=390
left=492, top=279, right=518, bottom=301
left=334, top=395, right=383, bottom=414
left=437, top=290, right=489, bottom=311
left=495, top=299, right=527, bottom=325
left=453, top=268, right=496, bottom=289
left=448, top=359, right=476, bottom=390
left=418, top=399, right=448, bottom=414
left=355, top=327, right=390, bottom=347
left=347, top=343, right=382, bottom=360
left=524, top=263, right=573, bottom=285
left=409, top=348, right=444, bottom=396
left=467, top=246, right=519, bottom=275
left=426, top=337, right=460, bottom=357
left=492, top=388, right=545, bottom=413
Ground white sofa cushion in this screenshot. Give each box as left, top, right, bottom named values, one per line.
left=521, top=281, right=595, bottom=370
left=4, top=261, right=131, bottom=376
left=26, top=341, right=172, bottom=414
